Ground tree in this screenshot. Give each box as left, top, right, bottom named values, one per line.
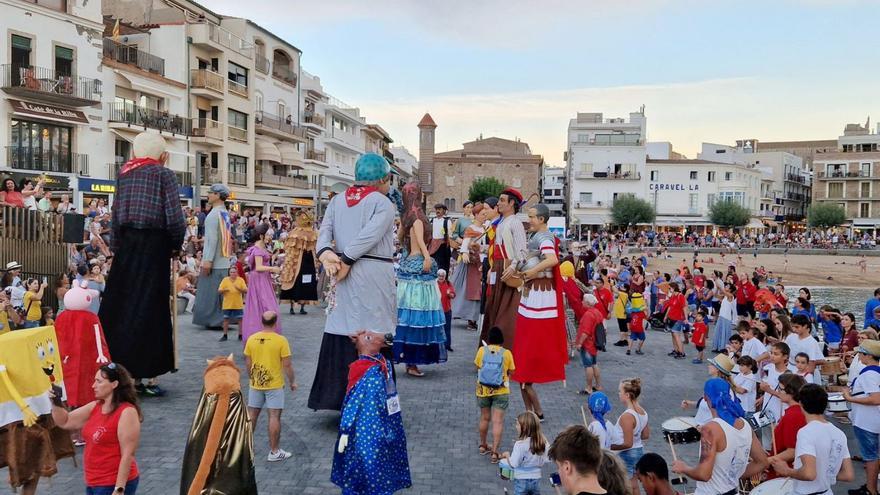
left=808, top=203, right=847, bottom=229
left=610, top=195, right=655, bottom=229
left=708, top=199, right=751, bottom=228
left=467, top=177, right=506, bottom=203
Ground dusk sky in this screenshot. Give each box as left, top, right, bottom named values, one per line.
left=212, top=0, right=880, bottom=164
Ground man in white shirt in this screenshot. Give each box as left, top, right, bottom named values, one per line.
left=771, top=384, right=854, bottom=495
left=844, top=339, right=880, bottom=495
left=428, top=203, right=451, bottom=273
left=786, top=314, right=824, bottom=384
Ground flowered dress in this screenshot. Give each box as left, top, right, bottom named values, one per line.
left=392, top=251, right=447, bottom=365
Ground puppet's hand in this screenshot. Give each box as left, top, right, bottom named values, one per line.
left=21, top=406, right=37, bottom=427
left=337, top=434, right=349, bottom=454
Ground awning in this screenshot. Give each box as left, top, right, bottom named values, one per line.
left=276, top=142, right=303, bottom=166
left=576, top=214, right=608, bottom=225
left=853, top=219, right=880, bottom=227
left=110, top=129, right=133, bottom=142
left=746, top=218, right=766, bottom=229
left=115, top=70, right=182, bottom=99
left=8, top=99, right=88, bottom=125
left=764, top=220, right=779, bottom=228
left=255, top=138, right=282, bottom=163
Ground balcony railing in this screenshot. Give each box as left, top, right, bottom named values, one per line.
left=6, top=146, right=87, bottom=175
left=305, top=150, right=326, bottom=162
left=304, top=112, right=325, bottom=127
left=817, top=170, right=870, bottom=178
left=192, top=119, right=224, bottom=140
left=255, top=53, right=270, bottom=74
left=575, top=170, right=640, bottom=180
left=228, top=126, right=247, bottom=142
left=256, top=168, right=310, bottom=189
left=573, top=135, right=642, bottom=146
left=786, top=192, right=806, bottom=201
left=102, top=38, right=165, bottom=76
left=272, top=64, right=297, bottom=86
left=228, top=79, right=248, bottom=97
left=193, top=22, right=254, bottom=58
left=785, top=173, right=806, bottom=184
left=384, top=149, right=394, bottom=163
left=190, top=69, right=224, bottom=93
left=1, top=64, right=101, bottom=106
left=575, top=201, right=605, bottom=208
left=200, top=166, right=221, bottom=186
left=228, top=171, right=248, bottom=185
left=107, top=162, right=122, bottom=180
left=108, top=102, right=191, bottom=136
left=175, top=170, right=193, bottom=187
left=255, top=112, right=307, bottom=139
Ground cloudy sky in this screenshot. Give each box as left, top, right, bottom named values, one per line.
left=211, top=0, right=880, bottom=164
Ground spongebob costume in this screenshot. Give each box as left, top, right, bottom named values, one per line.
left=0, top=326, right=74, bottom=488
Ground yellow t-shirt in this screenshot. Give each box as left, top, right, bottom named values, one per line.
left=0, top=311, right=11, bottom=336
left=244, top=331, right=291, bottom=390
left=613, top=292, right=629, bottom=319
left=218, top=277, right=247, bottom=310
left=23, top=292, right=41, bottom=322
left=474, top=345, right=514, bottom=397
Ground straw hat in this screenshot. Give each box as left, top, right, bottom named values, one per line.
left=709, top=354, right=735, bottom=376
left=858, top=340, right=880, bottom=359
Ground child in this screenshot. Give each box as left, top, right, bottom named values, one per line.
left=218, top=266, right=248, bottom=342
left=793, top=352, right=815, bottom=384
left=500, top=412, right=549, bottom=495
left=691, top=310, right=708, bottom=364
left=626, top=292, right=647, bottom=356
left=586, top=391, right=616, bottom=450
left=437, top=269, right=455, bottom=352
left=733, top=356, right=758, bottom=414
left=725, top=334, right=744, bottom=361
left=758, top=342, right=792, bottom=425
left=612, top=284, right=630, bottom=348
left=42, top=307, right=55, bottom=327
left=475, top=326, right=515, bottom=464
left=741, top=322, right=769, bottom=364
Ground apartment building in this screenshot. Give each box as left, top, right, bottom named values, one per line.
left=323, top=96, right=365, bottom=190
left=390, top=145, right=417, bottom=185
left=541, top=166, right=566, bottom=217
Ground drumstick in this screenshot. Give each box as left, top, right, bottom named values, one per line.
left=580, top=405, right=589, bottom=427
left=666, top=435, right=686, bottom=485
left=771, top=421, right=778, bottom=456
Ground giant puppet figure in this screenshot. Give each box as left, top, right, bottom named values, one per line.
left=309, top=153, right=398, bottom=411
left=99, top=133, right=186, bottom=395
left=0, top=326, right=74, bottom=493
left=192, top=183, right=234, bottom=329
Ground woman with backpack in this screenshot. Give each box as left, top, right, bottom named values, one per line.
left=475, top=326, right=515, bottom=464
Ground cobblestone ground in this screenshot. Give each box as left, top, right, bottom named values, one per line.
left=26, top=308, right=867, bottom=494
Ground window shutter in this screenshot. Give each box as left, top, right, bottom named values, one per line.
left=12, top=35, right=32, bottom=50
left=55, top=46, right=74, bottom=60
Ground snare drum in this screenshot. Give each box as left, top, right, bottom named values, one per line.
left=746, top=410, right=774, bottom=432
left=827, top=393, right=851, bottom=413
left=821, top=356, right=841, bottom=376
left=748, top=477, right=794, bottom=494
left=662, top=416, right=701, bottom=444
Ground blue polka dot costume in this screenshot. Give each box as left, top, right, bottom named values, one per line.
left=331, top=356, right=411, bottom=494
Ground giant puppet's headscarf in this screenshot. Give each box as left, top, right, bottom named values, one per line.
left=400, top=182, right=430, bottom=249
left=280, top=211, right=318, bottom=291
left=704, top=378, right=746, bottom=427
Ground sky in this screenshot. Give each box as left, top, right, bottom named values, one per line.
left=210, top=0, right=880, bottom=164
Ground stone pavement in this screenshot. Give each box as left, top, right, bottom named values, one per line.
left=28, top=309, right=867, bottom=494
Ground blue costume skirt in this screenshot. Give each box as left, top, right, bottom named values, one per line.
left=393, top=254, right=447, bottom=366
left=712, top=316, right=734, bottom=351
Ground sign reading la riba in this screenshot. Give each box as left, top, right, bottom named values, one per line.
left=649, top=183, right=700, bottom=191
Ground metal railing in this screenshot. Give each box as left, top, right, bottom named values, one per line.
left=107, top=162, right=123, bottom=180
left=304, top=112, right=325, bottom=127
left=192, top=119, right=224, bottom=140
left=272, top=64, right=297, bottom=86
left=819, top=170, right=845, bottom=178
left=6, top=146, right=87, bottom=174
left=573, top=134, right=642, bottom=146
left=255, top=53, right=270, bottom=74
left=228, top=79, right=248, bottom=97
left=785, top=173, right=806, bottom=184
left=305, top=150, right=326, bottom=162
left=190, top=69, right=224, bottom=93
left=200, top=166, right=221, bottom=186
left=102, top=38, right=165, bottom=76
left=1, top=64, right=101, bottom=103
left=175, top=170, right=193, bottom=186
left=201, top=22, right=253, bottom=58
left=256, top=168, right=309, bottom=188
left=255, top=111, right=307, bottom=138
left=108, top=102, right=192, bottom=136
left=228, top=125, right=247, bottom=142
left=228, top=171, right=248, bottom=185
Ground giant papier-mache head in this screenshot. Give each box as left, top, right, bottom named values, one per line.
left=0, top=326, right=64, bottom=427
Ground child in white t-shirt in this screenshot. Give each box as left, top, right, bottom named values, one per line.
left=793, top=352, right=815, bottom=384
left=733, top=356, right=758, bottom=413
left=500, top=412, right=549, bottom=493
left=585, top=391, right=621, bottom=450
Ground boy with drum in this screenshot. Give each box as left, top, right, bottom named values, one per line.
left=843, top=339, right=880, bottom=495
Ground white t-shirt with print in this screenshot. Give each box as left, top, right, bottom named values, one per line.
left=793, top=420, right=850, bottom=495
left=785, top=334, right=823, bottom=384
left=849, top=366, right=880, bottom=434
left=733, top=372, right=757, bottom=413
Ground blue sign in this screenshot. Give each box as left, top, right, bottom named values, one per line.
left=179, top=186, right=193, bottom=199
left=78, top=178, right=116, bottom=194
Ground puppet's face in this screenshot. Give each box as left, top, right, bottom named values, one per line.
left=350, top=330, right=393, bottom=355
left=0, top=326, right=63, bottom=409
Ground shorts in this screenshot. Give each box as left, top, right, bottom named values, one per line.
left=617, top=318, right=628, bottom=333
left=736, top=303, right=749, bottom=317
left=87, top=477, right=139, bottom=495
left=855, top=425, right=880, bottom=461
left=22, top=320, right=40, bottom=329
left=247, top=387, right=284, bottom=410
left=477, top=393, right=510, bottom=410
left=223, top=309, right=244, bottom=319
left=669, top=320, right=687, bottom=333
left=579, top=348, right=597, bottom=368
left=629, top=331, right=645, bottom=341
left=695, top=345, right=705, bottom=352
left=617, top=447, right=644, bottom=477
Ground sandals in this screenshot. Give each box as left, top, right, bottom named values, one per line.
left=578, top=389, right=592, bottom=396
left=479, top=444, right=490, bottom=455
left=490, top=451, right=501, bottom=464
left=406, top=367, right=425, bottom=377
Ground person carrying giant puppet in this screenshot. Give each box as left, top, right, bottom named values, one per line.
left=450, top=201, right=484, bottom=331
left=193, top=184, right=235, bottom=329
left=279, top=210, right=320, bottom=315
left=309, top=153, right=399, bottom=411
left=99, top=133, right=186, bottom=397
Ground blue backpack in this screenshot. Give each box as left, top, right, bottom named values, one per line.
left=478, top=343, right=505, bottom=388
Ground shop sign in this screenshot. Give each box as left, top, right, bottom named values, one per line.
left=292, top=198, right=314, bottom=207
left=649, top=183, right=700, bottom=191
left=9, top=99, right=89, bottom=125
left=5, top=171, right=70, bottom=190
left=179, top=186, right=193, bottom=199
left=78, top=178, right=116, bottom=194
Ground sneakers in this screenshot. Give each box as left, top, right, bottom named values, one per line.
left=674, top=353, right=686, bottom=360
left=613, top=340, right=628, bottom=347
left=667, top=350, right=678, bottom=357
left=144, top=385, right=166, bottom=397
left=626, top=350, right=631, bottom=356
left=635, top=350, right=644, bottom=355
left=847, top=485, right=870, bottom=495
left=692, top=359, right=703, bottom=364
left=267, top=449, right=292, bottom=462
left=219, top=335, right=228, bottom=342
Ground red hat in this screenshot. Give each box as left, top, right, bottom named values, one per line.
left=501, top=187, right=523, bottom=204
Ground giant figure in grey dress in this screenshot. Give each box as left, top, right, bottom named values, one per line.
left=192, top=187, right=232, bottom=328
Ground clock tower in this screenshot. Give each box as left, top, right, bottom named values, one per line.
left=417, top=113, right=437, bottom=195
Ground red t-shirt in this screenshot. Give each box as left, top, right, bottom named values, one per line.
left=666, top=293, right=686, bottom=321
left=767, top=404, right=806, bottom=479
left=737, top=280, right=757, bottom=302
left=628, top=311, right=646, bottom=333
left=694, top=274, right=706, bottom=290
left=577, top=307, right=603, bottom=356
left=595, top=287, right=613, bottom=319
left=438, top=280, right=455, bottom=313
left=83, top=402, right=139, bottom=486
left=692, top=322, right=708, bottom=347
left=775, top=292, right=788, bottom=308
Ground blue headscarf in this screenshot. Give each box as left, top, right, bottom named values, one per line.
left=704, top=378, right=745, bottom=427
left=588, top=392, right=612, bottom=430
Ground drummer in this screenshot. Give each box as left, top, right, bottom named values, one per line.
left=765, top=373, right=807, bottom=479
left=846, top=329, right=879, bottom=386
left=843, top=339, right=880, bottom=495
left=770, top=384, right=854, bottom=495
left=671, top=378, right=768, bottom=494
left=757, top=342, right=793, bottom=427
left=681, top=354, right=737, bottom=426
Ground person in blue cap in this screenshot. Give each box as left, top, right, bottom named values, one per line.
left=193, top=183, right=234, bottom=331
left=309, top=153, right=399, bottom=411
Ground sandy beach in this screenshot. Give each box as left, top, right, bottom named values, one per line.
left=642, top=251, right=876, bottom=288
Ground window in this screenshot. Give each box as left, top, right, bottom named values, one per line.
left=862, top=162, right=872, bottom=177
left=689, top=193, right=699, bottom=213
left=715, top=149, right=726, bottom=154
left=826, top=164, right=845, bottom=178
left=579, top=192, right=593, bottom=203
left=724, top=172, right=732, bottom=181
left=689, top=171, right=698, bottom=180
left=255, top=92, right=263, bottom=112
left=228, top=154, right=248, bottom=185
left=445, top=176, right=454, bottom=186
left=544, top=189, right=553, bottom=196
left=707, top=171, right=716, bottom=182
left=426, top=172, right=432, bottom=185
left=861, top=182, right=871, bottom=198
left=512, top=177, right=522, bottom=188
left=54, top=46, right=73, bottom=77
left=707, top=193, right=716, bottom=207
left=717, top=191, right=745, bottom=205
left=827, top=182, right=844, bottom=198
left=228, top=109, right=248, bottom=130
left=11, top=35, right=31, bottom=74
left=650, top=170, right=659, bottom=181
left=580, top=163, right=593, bottom=174
left=860, top=203, right=871, bottom=218
left=577, top=134, right=589, bottom=143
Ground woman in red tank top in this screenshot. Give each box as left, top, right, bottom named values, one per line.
left=51, top=363, right=142, bottom=494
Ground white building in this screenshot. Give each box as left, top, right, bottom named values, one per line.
left=323, top=96, right=365, bottom=190
left=391, top=145, right=418, bottom=180
left=541, top=166, right=566, bottom=216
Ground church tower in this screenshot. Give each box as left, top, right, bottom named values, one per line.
left=418, top=113, right=437, bottom=195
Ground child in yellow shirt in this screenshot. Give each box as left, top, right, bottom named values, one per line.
left=218, top=267, right=248, bottom=342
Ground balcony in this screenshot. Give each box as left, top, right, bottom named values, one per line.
left=785, top=192, right=806, bottom=202
left=6, top=146, right=87, bottom=175
left=572, top=135, right=642, bottom=146
left=108, top=102, right=191, bottom=136
left=175, top=170, right=193, bottom=187
left=228, top=171, right=248, bottom=186
left=191, top=119, right=224, bottom=146
left=255, top=53, right=270, bottom=74
left=817, top=170, right=872, bottom=179
left=189, top=22, right=253, bottom=59
left=102, top=38, right=165, bottom=76
left=303, top=112, right=325, bottom=128
left=576, top=201, right=605, bottom=208
left=305, top=150, right=326, bottom=162
left=190, top=69, right=224, bottom=98
left=574, top=170, right=640, bottom=180
left=272, top=65, right=297, bottom=86
left=255, top=112, right=307, bottom=141
left=256, top=167, right=310, bottom=189
left=200, top=166, right=221, bottom=186
left=384, top=149, right=394, bottom=163
left=228, top=79, right=248, bottom=98
left=785, top=173, right=806, bottom=184
left=228, top=126, right=248, bottom=143
left=1, top=64, right=100, bottom=107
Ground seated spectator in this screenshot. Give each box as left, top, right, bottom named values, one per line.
left=548, top=425, right=606, bottom=494
left=175, top=270, right=196, bottom=314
